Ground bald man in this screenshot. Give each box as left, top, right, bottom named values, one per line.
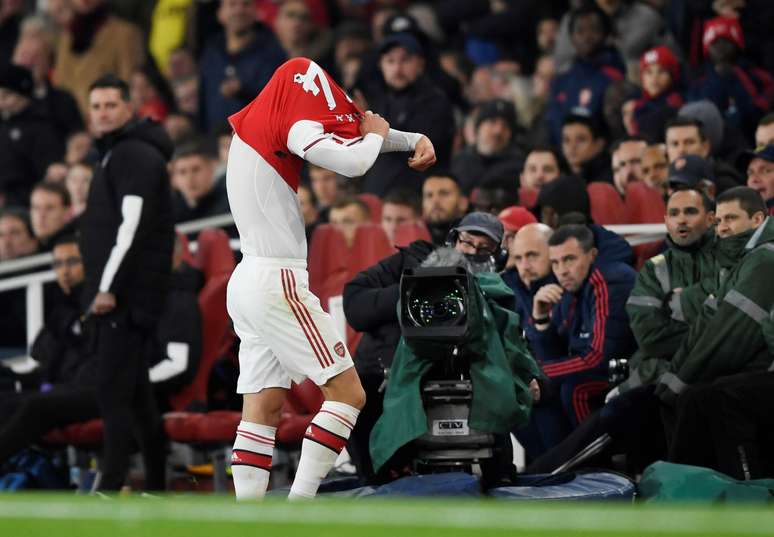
left=501, top=223, right=554, bottom=332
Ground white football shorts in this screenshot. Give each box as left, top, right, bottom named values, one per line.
left=227, top=255, right=354, bottom=393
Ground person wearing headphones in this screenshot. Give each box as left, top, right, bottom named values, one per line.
left=342, top=211, right=512, bottom=482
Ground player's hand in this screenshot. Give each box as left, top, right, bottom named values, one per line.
left=360, top=111, right=389, bottom=139
left=408, top=135, right=436, bottom=171
left=220, top=77, right=242, bottom=98
left=532, top=283, right=563, bottom=319
left=91, top=292, right=116, bottom=315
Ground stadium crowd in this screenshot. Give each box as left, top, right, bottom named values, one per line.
left=1, top=0, right=774, bottom=492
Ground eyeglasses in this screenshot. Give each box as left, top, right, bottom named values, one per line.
left=52, top=256, right=82, bottom=269
left=457, top=236, right=497, bottom=256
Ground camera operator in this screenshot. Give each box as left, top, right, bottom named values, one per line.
left=526, top=225, right=637, bottom=451
left=344, top=211, right=537, bottom=482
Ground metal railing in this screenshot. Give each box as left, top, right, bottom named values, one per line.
left=0, top=213, right=237, bottom=350
left=0, top=214, right=666, bottom=352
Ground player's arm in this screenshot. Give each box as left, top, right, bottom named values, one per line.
left=382, top=129, right=436, bottom=171
left=286, top=112, right=389, bottom=177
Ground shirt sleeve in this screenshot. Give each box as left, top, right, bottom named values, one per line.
left=287, top=119, right=384, bottom=178
left=380, top=129, right=423, bottom=153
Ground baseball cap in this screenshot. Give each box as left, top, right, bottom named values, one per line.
left=739, top=144, right=774, bottom=171
left=640, top=45, right=680, bottom=83
left=454, top=212, right=504, bottom=244
left=498, top=206, right=537, bottom=232
left=0, top=64, right=34, bottom=98
left=667, top=155, right=715, bottom=188
left=378, top=32, right=423, bottom=57
left=703, top=16, right=745, bottom=55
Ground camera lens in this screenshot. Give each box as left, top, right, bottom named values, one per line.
left=406, top=281, right=466, bottom=327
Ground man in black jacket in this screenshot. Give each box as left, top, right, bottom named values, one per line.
left=79, top=74, right=175, bottom=492
left=0, top=64, right=63, bottom=207
left=360, top=33, right=455, bottom=196
left=343, top=212, right=507, bottom=480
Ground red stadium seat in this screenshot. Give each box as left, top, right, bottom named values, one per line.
left=393, top=221, right=431, bottom=248
left=348, top=223, right=394, bottom=277
left=195, top=228, right=235, bottom=279
left=587, top=183, right=627, bottom=225
left=624, top=182, right=666, bottom=224
left=358, top=193, right=383, bottom=224
left=308, top=224, right=350, bottom=311
left=176, top=231, right=196, bottom=267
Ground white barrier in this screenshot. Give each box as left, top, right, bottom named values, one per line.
left=0, top=215, right=666, bottom=352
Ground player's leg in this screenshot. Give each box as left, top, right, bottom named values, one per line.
left=268, top=266, right=365, bottom=499
left=227, top=262, right=290, bottom=500
left=288, top=367, right=365, bottom=500
left=231, top=387, right=287, bottom=500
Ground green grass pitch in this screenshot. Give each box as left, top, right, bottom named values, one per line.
left=1, top=494, right=773, bottom=537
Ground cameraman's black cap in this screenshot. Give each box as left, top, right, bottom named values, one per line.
left=454, top=212, right=504, bottom=244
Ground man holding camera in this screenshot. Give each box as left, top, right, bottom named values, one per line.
left=344, top=211, right=527, bottom=481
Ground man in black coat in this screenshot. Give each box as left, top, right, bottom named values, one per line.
left=0, top=64, right=63, bottom=207
left=452, top=100, right=526, bottom=195
left=343, top=212, right=508, bottom=481
left=79, top=74, right=175, bottom=492
left=360, top=33, right=455, bottom=196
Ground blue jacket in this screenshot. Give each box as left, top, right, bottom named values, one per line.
left=198, top=25, right=286, bottom=131
left=526, top=260, right=637, bottom=379
left=502, top=224, right=633, bottom=336
left=546, top=48, right=625, bottom=145
left=685, top=61, right=773, bottom=135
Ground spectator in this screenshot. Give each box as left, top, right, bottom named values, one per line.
left=44, top=162, right=69, bottom=184
left=172, top=75, right=198, bottom=116
left=297, top=183, right=319, bottom=242
left=536, top=175, right=590, bottom=229
left=0, top=64, right=64, bottom=207
left=632, top=46, right=683, bottom=143
left=527, top=224, right=637, bottom=447
left=561, top=113, right=611, bottom=185
left=162, top=112, right=197, bottom=144
left=498, top=206, right=538, bottom=251
left=686, top=16, right=773, bottom=138
left=54, top=0, right=145, bottom=118
left=166, top=47, right=198, bottom=85
left=656, top=187, right=772, bottom=411
left=755, top=112, right=774, bottom=147
left=501, top=222, right=554, bottom=331
left=520, top=146, right=563, bottom=192
left=666, top=155, right=717, bottom=199
left=170, top=140, right=230, bottom=223
left=64, top=130, right=93, bottom=166
left=308, top=163, right=341, bottom=223
left=29, top=181, right=74, bottom=252
left=330, top=21, right=371, bottom=88
left=452, top=100, right=525, bottom=195
left=12, top=15, right=84, bottom=138
left=79, top=74, right=174, bottom=492
left=130, top=65, right=174, bottom=122
left=381, top=188, right=421, bottom=245
left=471, top=177, right=519, bottom=216
left=328, top=196, right=370, bottom=249
left=546, top=5, right=624, bottom=146
left=198, top=0, right=286, bottom=131
left=421, top=172, right=469, bottom=246
left=360, top=33, right=455, bottom=196
left=641, top=143, right=669, bottom=193
left=742, top=144, right=774, bottom=216
left=0, top=206, right=37, bottom=261
left=272, top=0, right=332, bottom=63
left=554, top=0, right=667, bottom=75
left=664, top=116, right=742, bottom=193
left=611, top=136, right=647, bottom=197
left=65, top=163, right=93, bottom=217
